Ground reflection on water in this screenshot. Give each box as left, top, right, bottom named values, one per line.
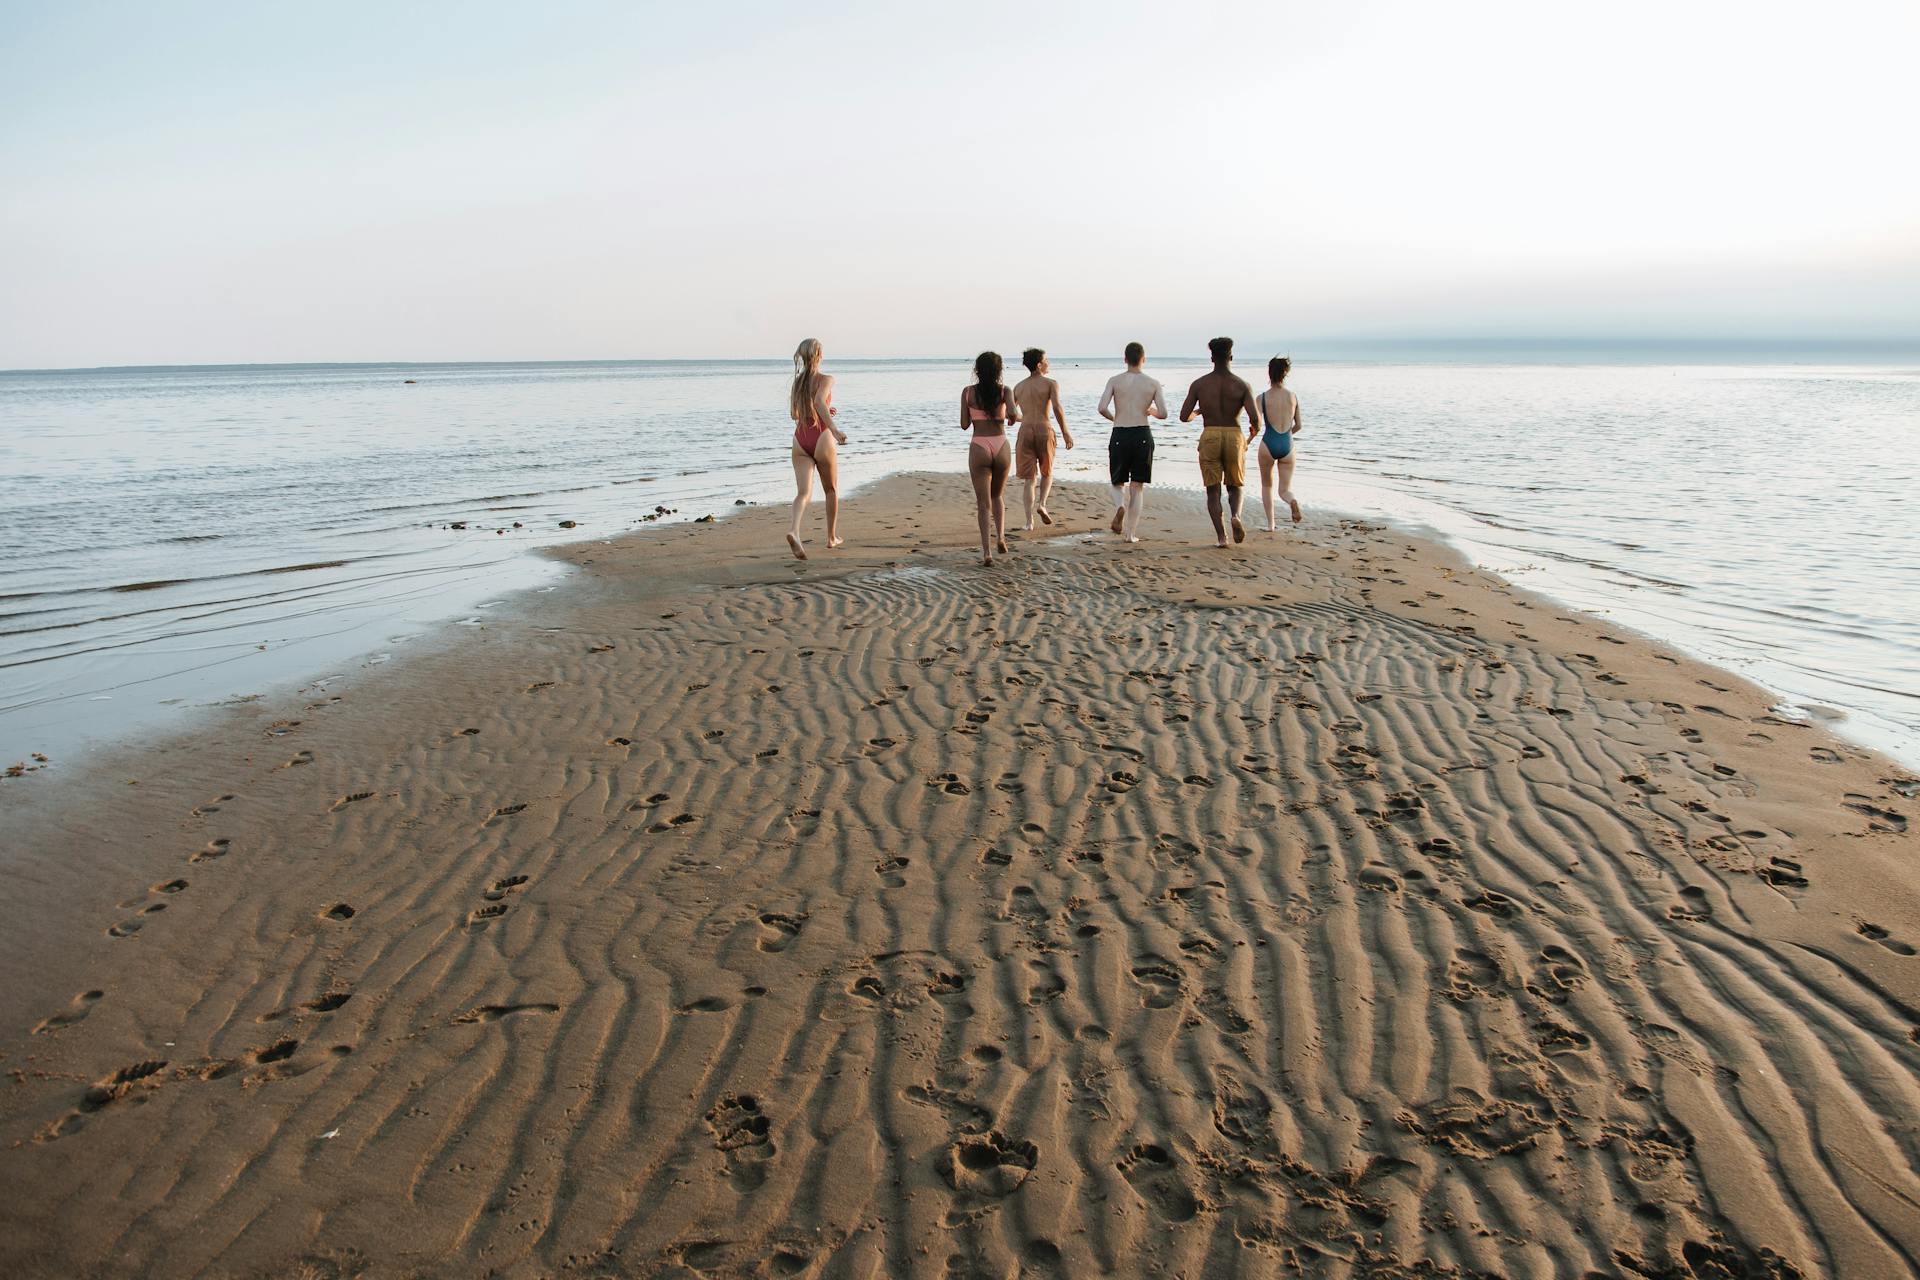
left=1, top=354, right=1915, bottom=767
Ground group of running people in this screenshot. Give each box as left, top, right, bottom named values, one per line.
left=785, top=336, right=1302, bottom=566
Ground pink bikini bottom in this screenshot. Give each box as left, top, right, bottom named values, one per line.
left=970, top=433, right=1008, bottom=459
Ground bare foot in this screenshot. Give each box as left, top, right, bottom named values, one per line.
left=1023, top=522, right=1035, bottom=533
left=982, top=554, right=994, bottom=567
left=786, top=533, right=807, bottom=560
left=1037, top=507, right=1053, bottom=525
left=1231, top=517, right=1245, bottom=544
left=1126, top=536, right=1141, bottom=544
left=1110, top=509, right=1125, bottom=534
left=1214, top=539, right=1229, bottom=548
left=1266, top=523, right=1279, bottom=533
left=1288, top=499, right=1302, bottom=523
left=827, top=537, right=845, bottom=549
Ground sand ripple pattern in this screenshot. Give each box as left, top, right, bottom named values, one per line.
left=3, top=500, right=1918, bottom=1279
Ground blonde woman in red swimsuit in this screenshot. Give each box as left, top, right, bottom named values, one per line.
left=787, top=337, right=846, bottom=560
left=962, top=351, right=1015, bottom=567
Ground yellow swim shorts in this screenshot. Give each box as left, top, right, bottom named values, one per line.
left=1197, top=426, right=1246, bottom=487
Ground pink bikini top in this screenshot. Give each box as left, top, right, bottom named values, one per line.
left=968, top=389, right=1006, bottom=425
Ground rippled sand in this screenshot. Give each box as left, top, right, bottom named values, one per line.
left=3, top=474, right=1917, bottom=1278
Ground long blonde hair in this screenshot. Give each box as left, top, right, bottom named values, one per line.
left=790, top=338, right=823, bottom=423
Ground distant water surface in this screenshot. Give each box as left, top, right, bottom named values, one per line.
left=1, top=352, right=1915, bottom=769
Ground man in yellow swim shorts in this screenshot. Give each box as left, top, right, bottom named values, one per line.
left=1179, top=336, right=1261, bottom=546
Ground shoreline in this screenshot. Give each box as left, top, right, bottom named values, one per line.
left=3, top=474, right=1917, bottom=1276
left=9, top=446, right=1917, bottom=778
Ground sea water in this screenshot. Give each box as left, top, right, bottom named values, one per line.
left=2, top=350, right=1915, bottom=769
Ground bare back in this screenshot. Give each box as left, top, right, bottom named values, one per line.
left=1012, top=375, right=1057, bottom=431
left=1185, top=369, right=1257, bottom=427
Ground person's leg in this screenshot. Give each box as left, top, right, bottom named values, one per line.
left=816, top=436, right=842, bottom=547
left=1109, top=434, right=1128, bottom=533
left=1258, top=441, right=1277, bottom=531
left=1036, top=448, right=1055, bottom=524
left=1021, top=474, right=1038, bottom=531
left=969, top=445, right=995, bottom=564
left=990, top=448, right=1011, bottom=554
left=1226, top=436, right=1246, bottom=542
left=1277, top=452, right=1300, bottom=523
left=787, top=446, right=814, bottom=559
left=1124, top=482, right=1146, bottom=540
left=1206, top=484, right=1227, bottom=545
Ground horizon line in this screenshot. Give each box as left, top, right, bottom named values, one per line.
left=5, top=335, right=1918, bottom=377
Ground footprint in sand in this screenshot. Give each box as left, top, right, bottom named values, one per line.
left=1129, top=959, right=1185, bottom=1009
left=942, top=1130, right=1037, bottom=1199
left=1758, top=857, right=1809, bottom=896
left=756, top=912, right=806, bottom=952
left=1118, top=1143, right=1199, bottom=1222
left=330, top=791, right=374, bottom=811
left=322, top=902, right=356, bottom=921
left=1668, top=886, right=1712, bottom=922
left=190, top=838, right=231, bottom=863
left=281, top=750, right=314, bottom=768
left=1446, top=949, right=1501, bottom=1001
left=259, top=992, right=351, bottom=1021
left=466, top=903, right=509, bottom=928
left=191, top=794, right=235, bottom=817
left=875, top=856, right=909, bottom=887
left=1843, top=797, right=1908, bottom=834
left=454, top=1002, right=559, bottom=1024
left=33, top=990, right=104, bottom=1034
left=706, top=1094, right=775, bottom=1190
left=484, top=875, right=528, bottom=901
left=1857, top=923, right=1918, bottom=956
left=485, top=803, right=527, bottom=824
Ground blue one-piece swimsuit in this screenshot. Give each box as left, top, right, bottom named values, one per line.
left=1260, top=392, right=1293, bottom=459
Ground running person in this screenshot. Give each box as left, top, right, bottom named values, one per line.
left=1012, top=348, right=1073, bottom=531
left=962, top=351, right=1015, bottom=567
left=1257, top=356, right=1304, bottom=529
left=787, top=337, right=846, bottom=559
left=1179, top=336, right=1260, bottom=547
left=1097, top=341, right=1167, bottom=542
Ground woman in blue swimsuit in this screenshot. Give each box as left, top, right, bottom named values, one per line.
left=1257, top=356, right=1303, bottom=529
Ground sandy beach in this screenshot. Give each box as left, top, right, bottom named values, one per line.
left=3, top=472, right=1917, bottom=1279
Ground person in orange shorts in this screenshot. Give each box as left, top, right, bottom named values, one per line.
left=1179, top=336, right=1260, bottom=547
left=1011, top=348, right=1073, bottom=531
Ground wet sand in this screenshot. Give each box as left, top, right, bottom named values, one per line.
left=3, top=473, right=1918, bottom=1279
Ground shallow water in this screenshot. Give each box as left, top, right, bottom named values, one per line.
left=2, top=354, right=1915, bottom=768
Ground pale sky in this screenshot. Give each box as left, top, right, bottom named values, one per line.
left=2, top=0, right=1916, bottom=367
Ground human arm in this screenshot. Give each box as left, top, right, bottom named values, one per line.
left=819, top=376, right=845, bottom=443
left=1151, top=380, right=1168, bottom=420
left=1052, top=381, right=1072, bottom=448
left=960, top=388, right=972, bottom=432
left=1097, top=376, right=1116, bottom=423
left=1293, top=395, right=1303, bottom=434
left=1243, top=382, right=1262, bottom=440
left=1177, top=382, right=1198, bottom=423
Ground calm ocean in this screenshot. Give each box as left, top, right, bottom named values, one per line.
left=2, top=347, right=1916, bottom=769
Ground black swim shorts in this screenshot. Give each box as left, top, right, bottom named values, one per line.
left=1109, top=425, right=1154, bottom=485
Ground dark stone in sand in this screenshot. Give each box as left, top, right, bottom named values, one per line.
left=695, top=514, right=716, bottom=523
left=559, top=520, right=578, bottom=528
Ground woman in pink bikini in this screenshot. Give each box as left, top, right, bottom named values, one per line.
left=787, top=337, right=847, bottom=560
left=961, top=351, right=1015, bottom=566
